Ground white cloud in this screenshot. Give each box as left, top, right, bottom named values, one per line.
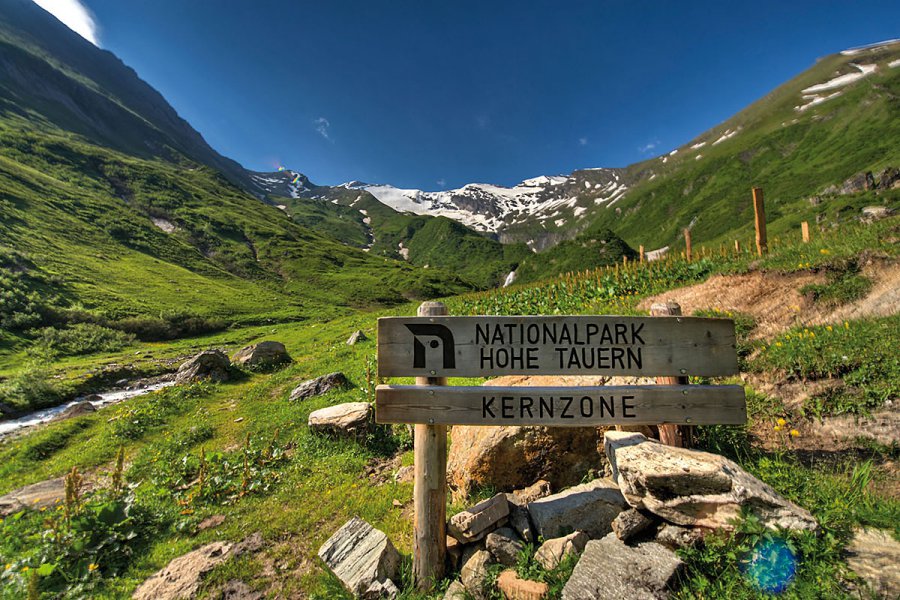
left=314, top=117, right=332, bottom=141
left=436, top=178, right=446, bottom=188
left=33, top=0, right=100, bottom=46
left=578, top=137, right=588, bottom=146
left=638, top=140, right=660, bottom=153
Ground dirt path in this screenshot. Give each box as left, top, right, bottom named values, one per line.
left=638, top=259, right=899, bottom=339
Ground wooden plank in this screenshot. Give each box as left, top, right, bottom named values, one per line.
left=376, top=385, right=747, bottom=426
left=753, top=187, right=767, bottom=256
left=412, top=302, right=447, bottom=590
left=377, top=315, right=738, bottom=378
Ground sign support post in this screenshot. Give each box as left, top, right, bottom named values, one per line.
left=753, top=187, right=767, bottom=255
left=651, top=301, right=690, bottom=447
left=412, top=301, right=447, bottom=590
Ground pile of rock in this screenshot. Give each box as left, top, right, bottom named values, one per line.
left=319, top=430, right=820, bottom=599
left=231, top=341, right=291, bottom=370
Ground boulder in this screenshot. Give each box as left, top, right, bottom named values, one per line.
left=527, top=478, right=627, bottom=540
left=845, top=528, right=900, bottom=599
left=446, top=536, right=463, bottom=570
left=231, top=341, right=290, bottom=369
left=655, top=524, right=705, bottom=550
left=308, top=403, right=372, bottom=440
left=447, top=425, right=603, bottom=498
left=604, top=431, right=818, bottom=531
left=485, top=527, right=524, bottom=566
left=176, top=350, right=230, bottom=384
left=133, top=540, right=252, bottom=600
left=878, top=166, right=900, bottom=190
left=534, top=531, right=589, bottom=570
left=290, top=372, right=350, bottom=401
left=611, top=509, right=656, bottom=542
left=317, top=517, right=400, bottom=599
left=347, top=330, right=369, bottom=345
left=497, top=569, right=549, bottom=599
left=861, top=206, right=892, bottom=221
left=0, top=477, right=66, bottom=516
left=460, top=549, right=492, bottom=600
left=51, top=401, right=96, bottom=422
left=510, top=480, right=552, bottom=504
left=840, top=172, right=871, bottom=195
left=443, top=580, right=467, bottom=600
left=561, top=534, right=683, bottom=600
left=505, top=495, right=536, bottom=544
left=448, top=493, right=510, bottom=543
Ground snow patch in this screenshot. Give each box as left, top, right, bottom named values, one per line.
left=695, top=154, right=703, bottom=160
left=712, top=128, right=739, bottom=145
left=802, top=63, right=876, bottom=94
left=151, top=217, right=177, bottom=233
left=503, top=271, right=517, bottom=287
left=889, top=58, right=900, bottom=68
left=690, top=142, right=706, bottom=150
left=795, top=91, right=842, bottom=112
left=840, top=39, right=900, bottom=55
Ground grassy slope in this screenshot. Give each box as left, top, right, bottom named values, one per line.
left=0, top=216, right=896, bottom=598
left=588, top=45, right=900, bottom=251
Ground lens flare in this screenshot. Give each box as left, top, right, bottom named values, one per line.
left=277, top=166, right=286, bottom=172
left=291, top=174, right=301, bottom=185
left=742, top=537, right=797, bottom=593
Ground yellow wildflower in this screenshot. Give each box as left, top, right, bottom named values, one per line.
left=22, top=567, right=29, bottom=572
left=777, top=418, right=787, bottom=427
left=844, top=321, right=849, bottom=329
left=774, top=425, right=784, bottom=432
left=4, top=564, right=10, bottom=571
left=826, top=325, right=833, bottom=331
left=790, top=429, right=800, bottom=438
left=775, top=342, right=783, bottom=347
left=810, top=332, right=815, bottom=338
left=820, top=248, right=830, bottom=254
left=88, top=563, right=99, bottom=572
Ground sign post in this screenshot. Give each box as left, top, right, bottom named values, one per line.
left=376, top=305, right=745, bottom=589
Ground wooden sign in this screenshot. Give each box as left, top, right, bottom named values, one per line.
left=376, top=384, right=746, bottom=426
left=377, top=315, right=737, bottom=378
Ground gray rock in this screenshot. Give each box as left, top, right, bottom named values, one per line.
left=561, top=534, right=683, bottom=600
left=290, top=372, right=350, bottom=401
left=51, top=401, right=96, bottom=422
left=527, top=478, right=627, bottom=540
left=612, top=508, right=656, bottom=542
left=347, top=330, right=369, bottom=345
left=231, top=341, right=290, bottom=370
left=0, top=477, right=72, bottom=516
left=176, top=350, right=230, bottom=384
left=133, top=541, right=234, bottom=600
left=485, top=527, right=524, bottom=566
left=443, top=580, right=467, bottom=600
left=655, top=524, right=704, bottom=550
left=308, top=403, right=372, bottom=440
left=510, top=480, right=552, bottom=504
left=318, top=517, right=400, bottom=599
left=460, top=549, right=492, bottom=600
left=505, top=495, right=536, bottom=543
left=878, top=166, right=900, bottom=190
left=604, top=431, right=818, bottom=532
left=534, top=531, right=589, bottom=570
left=448, top=493, right=510, bottom=543
left=861, top=206, right=892, bottom=221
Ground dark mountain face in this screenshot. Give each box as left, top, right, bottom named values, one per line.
left=0, top=0, right=250, bottom=188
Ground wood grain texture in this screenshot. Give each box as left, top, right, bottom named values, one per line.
left=378, top=315, right=738, bottom=378
left=376, top=384, right=747, bottom=426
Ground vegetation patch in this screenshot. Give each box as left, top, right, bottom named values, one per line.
left=800, top=260, right=872, bottom=307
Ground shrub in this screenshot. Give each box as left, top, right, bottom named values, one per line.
left=30, top=323, right=135, bottom=358
left=0, top=362, right=63, bottom=411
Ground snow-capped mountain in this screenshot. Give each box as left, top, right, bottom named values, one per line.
left=249, top=170, right=312, bottom=199
left=340, top=168, right=630, bottom=240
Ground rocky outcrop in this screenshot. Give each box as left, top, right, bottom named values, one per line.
left=447, top=425, right=603, bottom=498
left=448, top=493, right=509, bottom=543
left=290, top=372, right=350, bottom=401
left=879, top=166, right=900, bottom=190
left=443, top=580, right=467, bottom=600
left=347, top=330, right=368, bottom=345
left=318, top=517, right=400, bottom=599
left=51, top=401, right=96, bottom=422
left=534, top=531, right=589, bottom=570
left=611, top=508, right=656, bottom=542
left=604, top=431, right=818, bottom=531
left=460, top=548, right=493, bottom=600
left=308, top=403, right=372, bottom=439
left=527, top=478, right=627, bottom=539
left=175, top=350, right=230, bottom=384
left=861, top=206, right=892, bottom=221
left=561, top=534, right=683, bottom=600
left=231, top=341, right=290, bottom=370
left=133, top=541, right=234, bottom=600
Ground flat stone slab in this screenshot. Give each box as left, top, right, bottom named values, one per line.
left=448, top=493, right=510, bottom=543
left=534, top=531, right=589, bottom=570
left=308, top=402, right=372, bottom=439
left=133, top=542, right=234, bottom=600
left=318, top=517, right=400, bottom=599
left=497, top=569, right=549, bottom=599
left=0, top=477, right=66, bottom=516
left=562, top=534, right=683, bottom=600
left=846, top=528, right=900, bottom=598
left=527, top=478, right=627, bottom=539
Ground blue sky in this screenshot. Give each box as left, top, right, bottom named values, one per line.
left=39, top=1, right=900, bottom=189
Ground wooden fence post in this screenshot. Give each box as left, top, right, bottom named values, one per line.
left=684, top=229, right=692, bottom=262
left=734, top=239, right=740, bottom=254
left=801, top=221, right=810, bottom=243
left=651, top=301, right=690, bottom=447
left=639, top=245, right=645, bottom=264
left=752, top=187, right=767, bottom=256
left=413, top=301, right=447, bottom=590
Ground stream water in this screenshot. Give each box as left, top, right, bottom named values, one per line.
left=0, top=381, right=176, bottom=437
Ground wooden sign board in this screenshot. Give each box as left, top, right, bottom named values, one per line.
left=376, top=384, right=746, bottom=426
left=377, top=315, right=737, bottom=378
